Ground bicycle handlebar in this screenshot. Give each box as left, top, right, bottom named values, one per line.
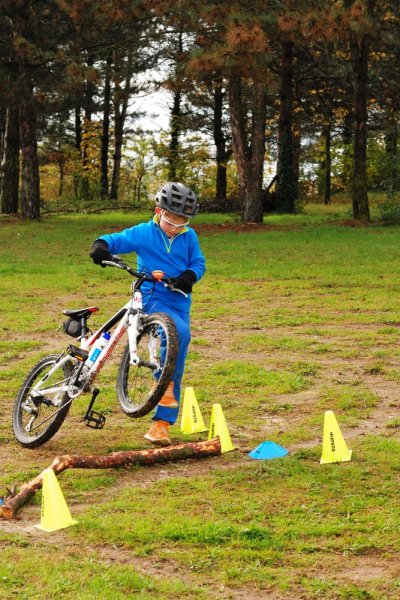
left=101, top=257, right=188, bottom=298
left=102, top=257, right=139, bottom=276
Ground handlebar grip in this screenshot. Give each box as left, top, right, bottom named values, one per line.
left=101, top=257, right=126, bottom=269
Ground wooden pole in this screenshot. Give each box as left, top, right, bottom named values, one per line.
left=0, top=438, right=221, bottom=520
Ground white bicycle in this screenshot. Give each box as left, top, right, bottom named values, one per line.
left=12, top=258, right=182, bottom=448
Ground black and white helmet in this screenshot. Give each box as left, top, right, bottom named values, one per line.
left=155, top=182, right=198, bottom=217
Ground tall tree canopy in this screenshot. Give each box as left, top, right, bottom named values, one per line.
left=1, top=0, right=400, bottom=222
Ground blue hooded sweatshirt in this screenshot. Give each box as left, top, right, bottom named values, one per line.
left=99, top=217, right=206, bottom=312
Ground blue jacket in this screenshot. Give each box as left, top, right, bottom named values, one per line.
left=99, top=218, right=206, bottom=312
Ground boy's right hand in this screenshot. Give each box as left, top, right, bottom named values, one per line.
left=90, top=240, right=113, bottom=267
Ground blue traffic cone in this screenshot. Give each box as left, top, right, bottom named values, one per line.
left=248, top=441, right=288, bottom=460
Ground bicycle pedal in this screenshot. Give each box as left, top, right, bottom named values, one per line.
left=84, top=410, right=106, bottom=429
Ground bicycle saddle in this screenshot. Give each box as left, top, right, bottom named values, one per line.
left=62, top=307, right=99, bottom=319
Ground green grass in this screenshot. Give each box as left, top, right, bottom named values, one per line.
left=70, top=438, right=400, bottom=595
left=1, top=201, right=400, bottom=598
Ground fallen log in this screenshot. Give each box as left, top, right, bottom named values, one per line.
left=0, top=437, right=221, bottom=520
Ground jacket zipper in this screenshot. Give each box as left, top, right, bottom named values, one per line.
left=157, top=225, right=187, bottom=254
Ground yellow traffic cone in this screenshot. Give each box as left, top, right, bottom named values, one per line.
left=208, top=403, right=235, bottom=453
left=180, top=387, right=208, bottom=434
left=35, top=468, right=77, bottom=532
left=320, top=410, right=352, bottom=464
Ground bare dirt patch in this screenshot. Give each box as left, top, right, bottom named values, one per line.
left=193, top=222, right=301, bottom=235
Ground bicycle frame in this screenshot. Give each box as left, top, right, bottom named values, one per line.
left=28, top=259, right=186, bottom=410
left=81, top=289, right=147, bottom=383
left=29, top=289, right=146, bottom=403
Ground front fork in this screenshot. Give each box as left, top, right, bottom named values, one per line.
left=128, top=309, right=141, bottom=365
left=127, top=308, right=159, bottom=370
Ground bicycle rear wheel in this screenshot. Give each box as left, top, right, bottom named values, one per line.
left=117, top=312, right=178, bottom=418
left=12, top=354, right=74, bottom=448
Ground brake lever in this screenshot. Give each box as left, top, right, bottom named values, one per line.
left=163, top=283, right=188, bottom=298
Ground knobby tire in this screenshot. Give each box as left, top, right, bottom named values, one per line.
left=117, top=312, right=178, bottom=418
left=12, top=354, right=73, bottom=448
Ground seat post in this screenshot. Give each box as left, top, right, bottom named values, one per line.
left=80, top=316, right=88, bottom=338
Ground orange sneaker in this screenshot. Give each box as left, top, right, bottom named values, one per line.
left=157, top=382, right=178, bottom=408
left=144, top=420, right=172, bottom=446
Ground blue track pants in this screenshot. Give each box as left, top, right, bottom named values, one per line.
left=143, top=299, right=191, bottom=424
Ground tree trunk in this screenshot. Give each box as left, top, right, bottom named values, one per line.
left=0, top=108, right=5, bottom=157
left=58, top=154, right=64, bottom=197
left=293, top=122, right=301, bottom=202
left=350, top=33, right=370, bottom=221
left=338, top=109, right=352, bottom=190
left=385, top=127, right=397, bottom=172
left=228, top=76, right=266, bottom=223
left=1, top=103, right=20, bottom=214
left=110, top=49, right=133, bottom=201
left=275, top=40, right=296, bottom=214
left=19, top=81, right=40, bottom=219
left=136, top=173, right=144, bottom=203
left=213, top=82, right=228, bottom=203
left=79, top=117, right=90, bottom=201
left=110, top=116, right=124, bottom=201
left=168, top=31, right=184, bottom=182
left=0, top=438, right=221, bottom=520
left=168, top=86, right=182, bottom=181
left=342, top=109, right=353, bottom=146
left=216, top=161, right=227, bottom=204
left=80, top=55, right=96, bottom=202
left=100, top=53, right=112, bottom=200
left=323, top=123, right=331, bottom=205
left=75, top=105, right=82, bottom=151
left=73, top=106, right=81, bottom=200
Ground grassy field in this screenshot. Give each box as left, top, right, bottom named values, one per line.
left=1, top=201, right=400, bottom=599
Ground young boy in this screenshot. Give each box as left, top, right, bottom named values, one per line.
left=90, top=182, right=206, bottom=446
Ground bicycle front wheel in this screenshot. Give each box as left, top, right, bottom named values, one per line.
left=117, top=312, right=179, bottom=418
left=12, top=354, right=74, bottom=448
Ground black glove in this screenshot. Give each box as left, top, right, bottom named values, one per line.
left=90, top=239, right=113, bottom=267
left=171, top=270, right=197, bottom=294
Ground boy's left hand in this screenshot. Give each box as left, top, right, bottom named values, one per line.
left=170, top=270, right=197, bottom=294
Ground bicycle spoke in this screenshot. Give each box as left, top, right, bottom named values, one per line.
left=27, top=397, right=74, bottom=432
left=13, top=354, right=74, bottom=447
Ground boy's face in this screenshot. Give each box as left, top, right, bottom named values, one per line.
left=158, top=209, right=189, bottom=235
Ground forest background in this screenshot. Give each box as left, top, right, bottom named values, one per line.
left=2, top=3, right=400, bottom=597
left=1, top=0, right=400, bottom=223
